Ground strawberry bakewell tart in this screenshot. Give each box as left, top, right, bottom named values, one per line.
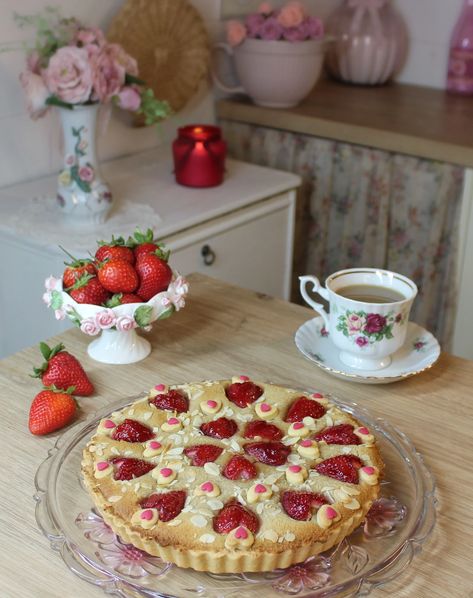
left=81, top=378, right=384, bottom=573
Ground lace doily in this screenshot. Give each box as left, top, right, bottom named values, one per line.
left=3, top=195, right=162, bottom=252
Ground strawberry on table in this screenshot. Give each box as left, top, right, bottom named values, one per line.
left=95, top=235, right=135, bottom=265
left=135, top=251, right=173, bottom=300
left=68, top=273, right=111, bottom=305
left=29, top=387, right=77, bottom=435
left=32, top=342, right=94, bottom=396
left=97, top=259, right=139, bottom=294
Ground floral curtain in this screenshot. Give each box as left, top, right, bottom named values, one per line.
left=220, top=120, right=464, bottom=349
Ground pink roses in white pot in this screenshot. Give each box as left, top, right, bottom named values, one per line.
left=17, top=10, right=171, bottom=226
left=215, top=1, right=325, bottom=108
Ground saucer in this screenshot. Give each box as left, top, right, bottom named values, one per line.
left=294, top=316, right=440, bottom=384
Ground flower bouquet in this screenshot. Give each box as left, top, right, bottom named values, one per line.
left=42, top=229, right=189, bottom=365
left=214, top=1, right=326, bottom=108
left=17, top=8, right=171, bottom=225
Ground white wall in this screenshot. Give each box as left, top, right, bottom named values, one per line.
left=0, top=0, right=220, bottom=188
left=221, top=0, right=464, bottom=89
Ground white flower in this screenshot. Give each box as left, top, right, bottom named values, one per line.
left=80, top=317, right=100, bottom=336
left=55, top=308, right=66, bottom=320
left=42, top=292, right=52, bottom=307
left=95, top=309, right=116, bottom=329
left=115, top=315, right=136, bottom=332
left=44, top=276, right=58, bottom=291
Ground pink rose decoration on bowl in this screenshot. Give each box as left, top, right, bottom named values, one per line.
left=117, top=86, right=141, bottom=111
left=80, top=318, right=100, bottom=336
left=226, top=20, right=247, bottom=47
left=19, top=71, right=50, bottom=120
left=44, top=46, right=92, bottom=104
left=365, top=314, right=387, bottom=334
left=115, top=315, right=136, bottom=332
left=95, top=309, right=116, bottom=329
left=356, top=336, right=369, bottom=347
left=277, top=1, right=306, bottom=28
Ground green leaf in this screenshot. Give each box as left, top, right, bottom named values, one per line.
left=66, top=307, right=82, bottom=327
left=125, top=73, right=146, bottom=86
left=157, top=306, right=175, bottom=320
left=134, top=305, right=154, bottom=327
left=45, top=95, right=73, bottom=110
left=50, top=290, right=63, bottom=310
left=39, top=341, right=52, bottom=361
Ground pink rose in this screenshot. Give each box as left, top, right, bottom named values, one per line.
left=95, top=309, right=116, bottom=329
left=356, top=336, right=369, bottom=347
left=80, top=317, right=100, bottom=336
left=73, top=27, right=106, bottom=48
left=226, top=20, right=247, bottom=47
left=306, top=16, right=324, bottom=39
left=91, top=43, right=130, bottom=103
left=258, top=2, right=273, bottom=14
left=116, top=86, right=141, bottom=111
left=161, top=296, right=172, bottom=307
left=65, top=154, right=75, bottom=166
left=79, top=165, right=94, bottom=182
left=115, top=315, right=136, bottom=332
left=259, top=16, right=284, bottom=40
left=26, top=50, right=42, bottom=74
left=365, top=313, right=387, bottom=334
left=55, top=308, right=66, bottom=320
left=278, top=1, right=306, bottom=28
left=44, top=46, right=92, bottom=104
left=19, top=71, right=50, bottom=119
left=245, top=13, right=265, bottom=37
left=42, top=292, right=52, bottom=307
left=346, top=313, right=366, bottom=335
left=283, top=23, right=309, bottom=41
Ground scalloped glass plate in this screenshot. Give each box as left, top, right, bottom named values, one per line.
left=34, top=394, right=437, bottom=597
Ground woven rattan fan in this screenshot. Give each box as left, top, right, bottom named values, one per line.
left=108, top=0, right=210, bottom=119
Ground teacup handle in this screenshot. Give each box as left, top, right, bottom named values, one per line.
left=212, top=43, right=245, bottom=94
left=299, top=275, right=330, bottom=329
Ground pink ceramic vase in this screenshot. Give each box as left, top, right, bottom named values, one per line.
left=325, top=0, right=407, bottom=86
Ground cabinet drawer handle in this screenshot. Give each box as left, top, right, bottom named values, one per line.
left=201, top=244, right=216, bottom=266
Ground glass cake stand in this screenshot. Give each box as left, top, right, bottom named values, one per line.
left=34, top=395, right=437, bottom=598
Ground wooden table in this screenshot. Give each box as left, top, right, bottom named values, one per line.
left=1, top=274, right=471, bottom=597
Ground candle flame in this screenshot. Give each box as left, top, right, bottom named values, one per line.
left=193, top=127, right=203, bottom=134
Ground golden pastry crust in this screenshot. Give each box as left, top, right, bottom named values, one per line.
left=81, top=380, right=384, bottom=573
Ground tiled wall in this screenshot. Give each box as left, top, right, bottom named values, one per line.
left=221, top=0, right=464, bottom=88
left=0, top=0, right=220, bottom=188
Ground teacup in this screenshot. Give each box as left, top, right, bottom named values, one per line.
left=299, top=268, right=418, bottom=371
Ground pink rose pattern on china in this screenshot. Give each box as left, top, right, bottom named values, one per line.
left=226, top=0, right=324, bottom=45
left=337, top=309, right=407, bottom=347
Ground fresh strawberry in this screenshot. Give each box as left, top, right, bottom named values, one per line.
left=184, top=444, right=223, bottom=466
left=105, top=293, right=143, bottom=307
left=285, top=396, right=326, bottom=423
left=60, top=247, right=96, bottom=289
left=244, top=441, right=290, bottom=466
left=110, top=457, right=155, bottom=481
left=129, top=228, right=169, bottom=262
left=32, top=342, right=94, bottom=396
left=95, top=235, right=135, bottom=265
left=314, top=424, right=361, bottom=445
left=135, top=251, right=173, bottom=300
left=150, top=390, right=188, bottom=413
left=222, top=455, right=257, bottom=480
left=140, top=490, right=186, bottom=522
left=97, top=259, right=139, bottom=294
left=28, top=388, right=77, bottom=435
left=111, top=419, right=155, bottom=443
left=243, top=420, right=283, bottom=441
left=225, top=381, right=263, bottom=408
left=213, top=499, right=260, bottom=534
left=314, top=455, right=363, bottom=484
left=68, top=274, right=111, bottom=305
left=281, top=491, right=328, bottom=521
left=200, top=417, right=238, bottom=439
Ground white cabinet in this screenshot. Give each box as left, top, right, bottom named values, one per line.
left=0, top=147, right=300, bottom=357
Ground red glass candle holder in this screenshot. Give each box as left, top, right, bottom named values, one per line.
left=172, top=125, right=226, bottom=188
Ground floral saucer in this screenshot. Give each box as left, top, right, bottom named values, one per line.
left=295, top=316, right=440, bottom=384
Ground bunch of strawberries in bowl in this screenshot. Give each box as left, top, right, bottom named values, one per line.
left=43, top=228, right=188, bottom=363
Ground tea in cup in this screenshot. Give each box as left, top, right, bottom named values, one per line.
left=299, top=268, right=418, bottom=371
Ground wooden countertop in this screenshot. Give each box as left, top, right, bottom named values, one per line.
left=217, top=79, right=473, bottom=168
left=1, top=273, right=471, bottom=597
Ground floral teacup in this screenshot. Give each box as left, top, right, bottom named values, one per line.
left=299, top=268, right=418, bottom=371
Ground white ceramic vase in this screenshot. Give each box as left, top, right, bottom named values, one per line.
left=56, top=104, right=113, bottom=227
left=214, top=38, right=325, bottom=108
